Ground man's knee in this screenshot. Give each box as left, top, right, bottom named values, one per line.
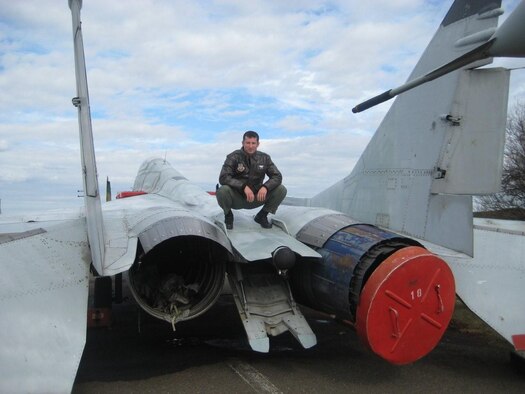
left=265, top=184, right=287, bottom=213
left=216, top=185, right=233, bottom=210
left=216, top=185, right=232, bottom=199
left=271, top=184, right=287, bottom=202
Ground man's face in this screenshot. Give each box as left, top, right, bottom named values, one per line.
left=242, top=137, right=259, bottom=155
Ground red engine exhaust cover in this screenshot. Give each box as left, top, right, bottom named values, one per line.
left=356, top=246, right=455, bottom=364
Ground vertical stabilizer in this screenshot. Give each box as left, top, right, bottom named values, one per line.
left=69, top=0, right=105, bottom=274
left=312, top=0, right=510, bottom=255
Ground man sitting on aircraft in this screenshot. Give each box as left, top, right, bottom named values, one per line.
left=217, top=130, right=287, bottom=230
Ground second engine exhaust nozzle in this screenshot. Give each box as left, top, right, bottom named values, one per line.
left=355, top=246, right=455, bottom=365
left=291, top=223, right=455, bottom=364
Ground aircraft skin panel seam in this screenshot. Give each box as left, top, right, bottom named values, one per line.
left=0, top=228, right=47, bottom=244
left=473, top=225, right=525, bottom=237
left=0, top=275, right=89, bottom=302
left=362, top=169, right=433, bottom=176
left=419, top=185, right=433, bottom=241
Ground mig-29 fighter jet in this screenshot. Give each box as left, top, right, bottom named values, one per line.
left=1, top=0, right=524, bottom=392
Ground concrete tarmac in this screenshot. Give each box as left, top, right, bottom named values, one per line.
left=73, top=297, right=525, bottom=393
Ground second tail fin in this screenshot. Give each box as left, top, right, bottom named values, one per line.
left=310, top=0, right=513, bottom=255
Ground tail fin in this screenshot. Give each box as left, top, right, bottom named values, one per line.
left=69, top=0, right=105, bottom=273
left=311, top=0, right=511, bottom=255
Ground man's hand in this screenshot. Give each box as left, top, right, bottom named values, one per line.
left=244, top=185, right=255, bottom=202
left=256, top=186, right=267, bottom=202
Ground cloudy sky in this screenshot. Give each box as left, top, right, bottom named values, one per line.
left=1, top=0, right=524, bottom=215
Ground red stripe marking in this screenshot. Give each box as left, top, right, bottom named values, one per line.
left=512, top=334, right=525, bottom=351
left=116, top=191, right=147, bottom=199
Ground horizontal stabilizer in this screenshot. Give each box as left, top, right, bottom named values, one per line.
left=443, top=219, right=525, bottom=348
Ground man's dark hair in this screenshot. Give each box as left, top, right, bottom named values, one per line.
left=243, top=130, right=259, bottom=141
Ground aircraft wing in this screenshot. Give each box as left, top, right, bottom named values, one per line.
left=0, top=216, right=90, bottom=393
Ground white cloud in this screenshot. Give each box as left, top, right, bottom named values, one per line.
left=0, top=0, right=524, bottom=215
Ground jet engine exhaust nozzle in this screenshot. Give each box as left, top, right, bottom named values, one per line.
left=355, top=246, right=455, bottom=365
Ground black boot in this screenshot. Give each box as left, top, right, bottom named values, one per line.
left=225, top=211, right=234, bottom=230
left=254, top=209, right=272, bottom=228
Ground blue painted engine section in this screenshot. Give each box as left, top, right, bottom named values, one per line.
left=291, top=224, right=419, bottom=320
